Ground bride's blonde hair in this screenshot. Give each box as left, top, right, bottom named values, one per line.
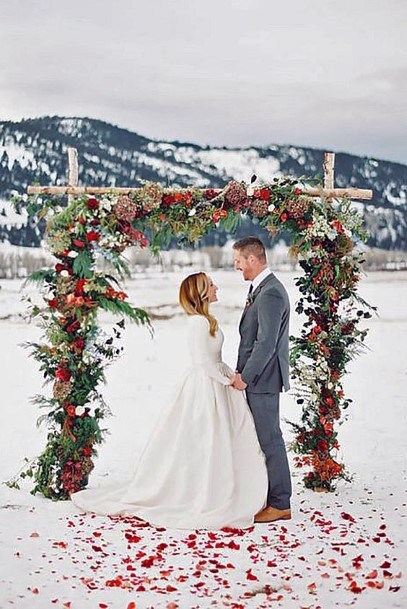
left=179, top=272, right=218, bottom=337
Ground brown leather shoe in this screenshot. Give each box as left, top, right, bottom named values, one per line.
left=254, top=506, right=292, bottom=523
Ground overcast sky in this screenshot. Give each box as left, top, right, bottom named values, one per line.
left=1, top=0, right=406, bottom=163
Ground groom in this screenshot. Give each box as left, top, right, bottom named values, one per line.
left=231, top=237, right=292, bottom=523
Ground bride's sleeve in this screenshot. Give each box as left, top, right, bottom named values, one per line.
left=187, top=316, right=231, bottom=386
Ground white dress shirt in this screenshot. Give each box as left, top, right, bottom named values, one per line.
left=250, top=268, right=272, bottom=292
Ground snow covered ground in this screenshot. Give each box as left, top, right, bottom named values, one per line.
left=0, top=270, right=405, bottom=608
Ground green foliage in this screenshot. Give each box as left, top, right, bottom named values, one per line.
left=98, top=297, right=151, bottom=326
left=24, top=269, right=56, bottom=286
left=73, top=250, right=94, bottom=278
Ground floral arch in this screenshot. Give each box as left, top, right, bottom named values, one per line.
left=9, top=150, right=375, bottom=499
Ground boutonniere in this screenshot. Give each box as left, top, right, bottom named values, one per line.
left=245, top=293, right=255, bottom=307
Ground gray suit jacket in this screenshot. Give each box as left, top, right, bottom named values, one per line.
left=237, top=272, right=290, bottom=394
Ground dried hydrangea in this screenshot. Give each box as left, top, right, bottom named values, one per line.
left=287, top=198, right=310, bottom=219
left=250, top=200, right=269, bottom=217
left=56, top=276, right=76, bottom=296
left=53, top=380, right=73, bottom=401
left=112, top=195, right=138, bottom=222
left=224, top=181, right=247, bottom=208
left=140, top=182, right=163, bottom=211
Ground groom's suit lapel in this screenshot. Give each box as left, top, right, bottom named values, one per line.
left=239, top=272, right=275, bottom=328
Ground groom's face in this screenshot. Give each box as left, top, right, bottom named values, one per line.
left=233, top=250, right=254, bottom=281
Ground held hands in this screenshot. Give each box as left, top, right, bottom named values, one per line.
left=230, top=373, right=248, bottom=391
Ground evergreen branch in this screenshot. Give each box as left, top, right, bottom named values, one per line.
left=98, top=297, right=152, bottom=328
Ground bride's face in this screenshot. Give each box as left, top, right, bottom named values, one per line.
left=207, top=277, right=218, bottom=303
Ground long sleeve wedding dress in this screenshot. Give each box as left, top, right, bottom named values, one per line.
left=71, top=315, right=267, bottom=529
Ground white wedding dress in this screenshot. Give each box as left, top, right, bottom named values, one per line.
left=71, top=315, right=268, bottom=529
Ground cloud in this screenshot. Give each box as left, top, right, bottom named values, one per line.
left=0, top=0, right=406, bottom=163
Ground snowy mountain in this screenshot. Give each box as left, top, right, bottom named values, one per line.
left=0, top=116, right=406, bottom=249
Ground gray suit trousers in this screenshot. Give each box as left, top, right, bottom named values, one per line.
left=246, top=391, right=292, bottom=510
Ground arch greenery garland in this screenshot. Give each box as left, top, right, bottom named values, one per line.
left=9, top=177, right=375, bottom=499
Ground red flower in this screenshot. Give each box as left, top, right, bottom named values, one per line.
left=294, top=187, right=302, bottom=195
left=73, top=337, right=85, bottom=350
left=75, top=279, right=86, bottom=295
left=66, top=405, right=76, bottom=417
left=48, top=298, right=58, bottom=308
left=331, top=220, right=344, bottom=233
left=86, top=230, right=100, bottom=242
left=66, top=320, right=81, bottom=334
left=317, top=440, right=329, bottom=452
left=73, top=239, right=86, bottom=248
left=183, top=191, right=193, bottom=207
left=77, top=217, right=87, bottom=225
left=56, top=368, right=71, bottom=382
left=259, top=188, right=271, bottom=201
left=82, top=446, right=92, bottom=456
left=86, top=198, right=99, bottom=210
left=162, top=194, right=176, bottom=205
left=204, top=189, right=217, bottom=200
left=55, top=263, right=68, bottom=273
left=325, top=397, right=335, bottom=407
left=90, top=218, right=100, bottom=226
left=213, top=209, right=228, bottom=223
left=280, top=212, right=288, bottom=222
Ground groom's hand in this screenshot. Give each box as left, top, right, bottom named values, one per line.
left=231, top=373, right=247, bottom=391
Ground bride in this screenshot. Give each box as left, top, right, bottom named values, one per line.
left=70, top=272, right=268, bottom=529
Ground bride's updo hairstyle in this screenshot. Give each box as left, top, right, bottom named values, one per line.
left=179, top=272, right=218, bottom=337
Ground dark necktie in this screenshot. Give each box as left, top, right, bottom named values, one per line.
left=245, top=284, right=254, bottom=307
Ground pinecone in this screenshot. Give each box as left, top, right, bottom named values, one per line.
left=287, top=198, right=309, bottom=219
left=113, top=195, right=138, bottom=222
left=224, top=181, right=247, bottom=209
left=140, top=182, right=163, bottom=211
left=53, top=380, right=73, bottom=401
left=250, top=200, right=269, bottom=217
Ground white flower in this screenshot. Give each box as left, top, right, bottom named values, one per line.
left=37, top=197, right=43, bottom=205
left=22, top=193, right=28, bottom=202
left=67, top=251, right=78, bottom=258
left=75, top=405, right=86, bottom=416
left=268, top=204, right=275, bottom=212
left=247, top=185, right=255, bottom=197
left=188, top=208, right=197, bottom=217
left=101, top=198, right=113, bottom=211
left=60, top=270, right=70, bottom=277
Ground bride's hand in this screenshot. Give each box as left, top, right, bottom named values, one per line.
left=230, top=373, right=247, bottom=391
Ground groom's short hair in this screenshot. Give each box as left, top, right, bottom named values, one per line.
left=233, top=237, right=266, bottom=262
